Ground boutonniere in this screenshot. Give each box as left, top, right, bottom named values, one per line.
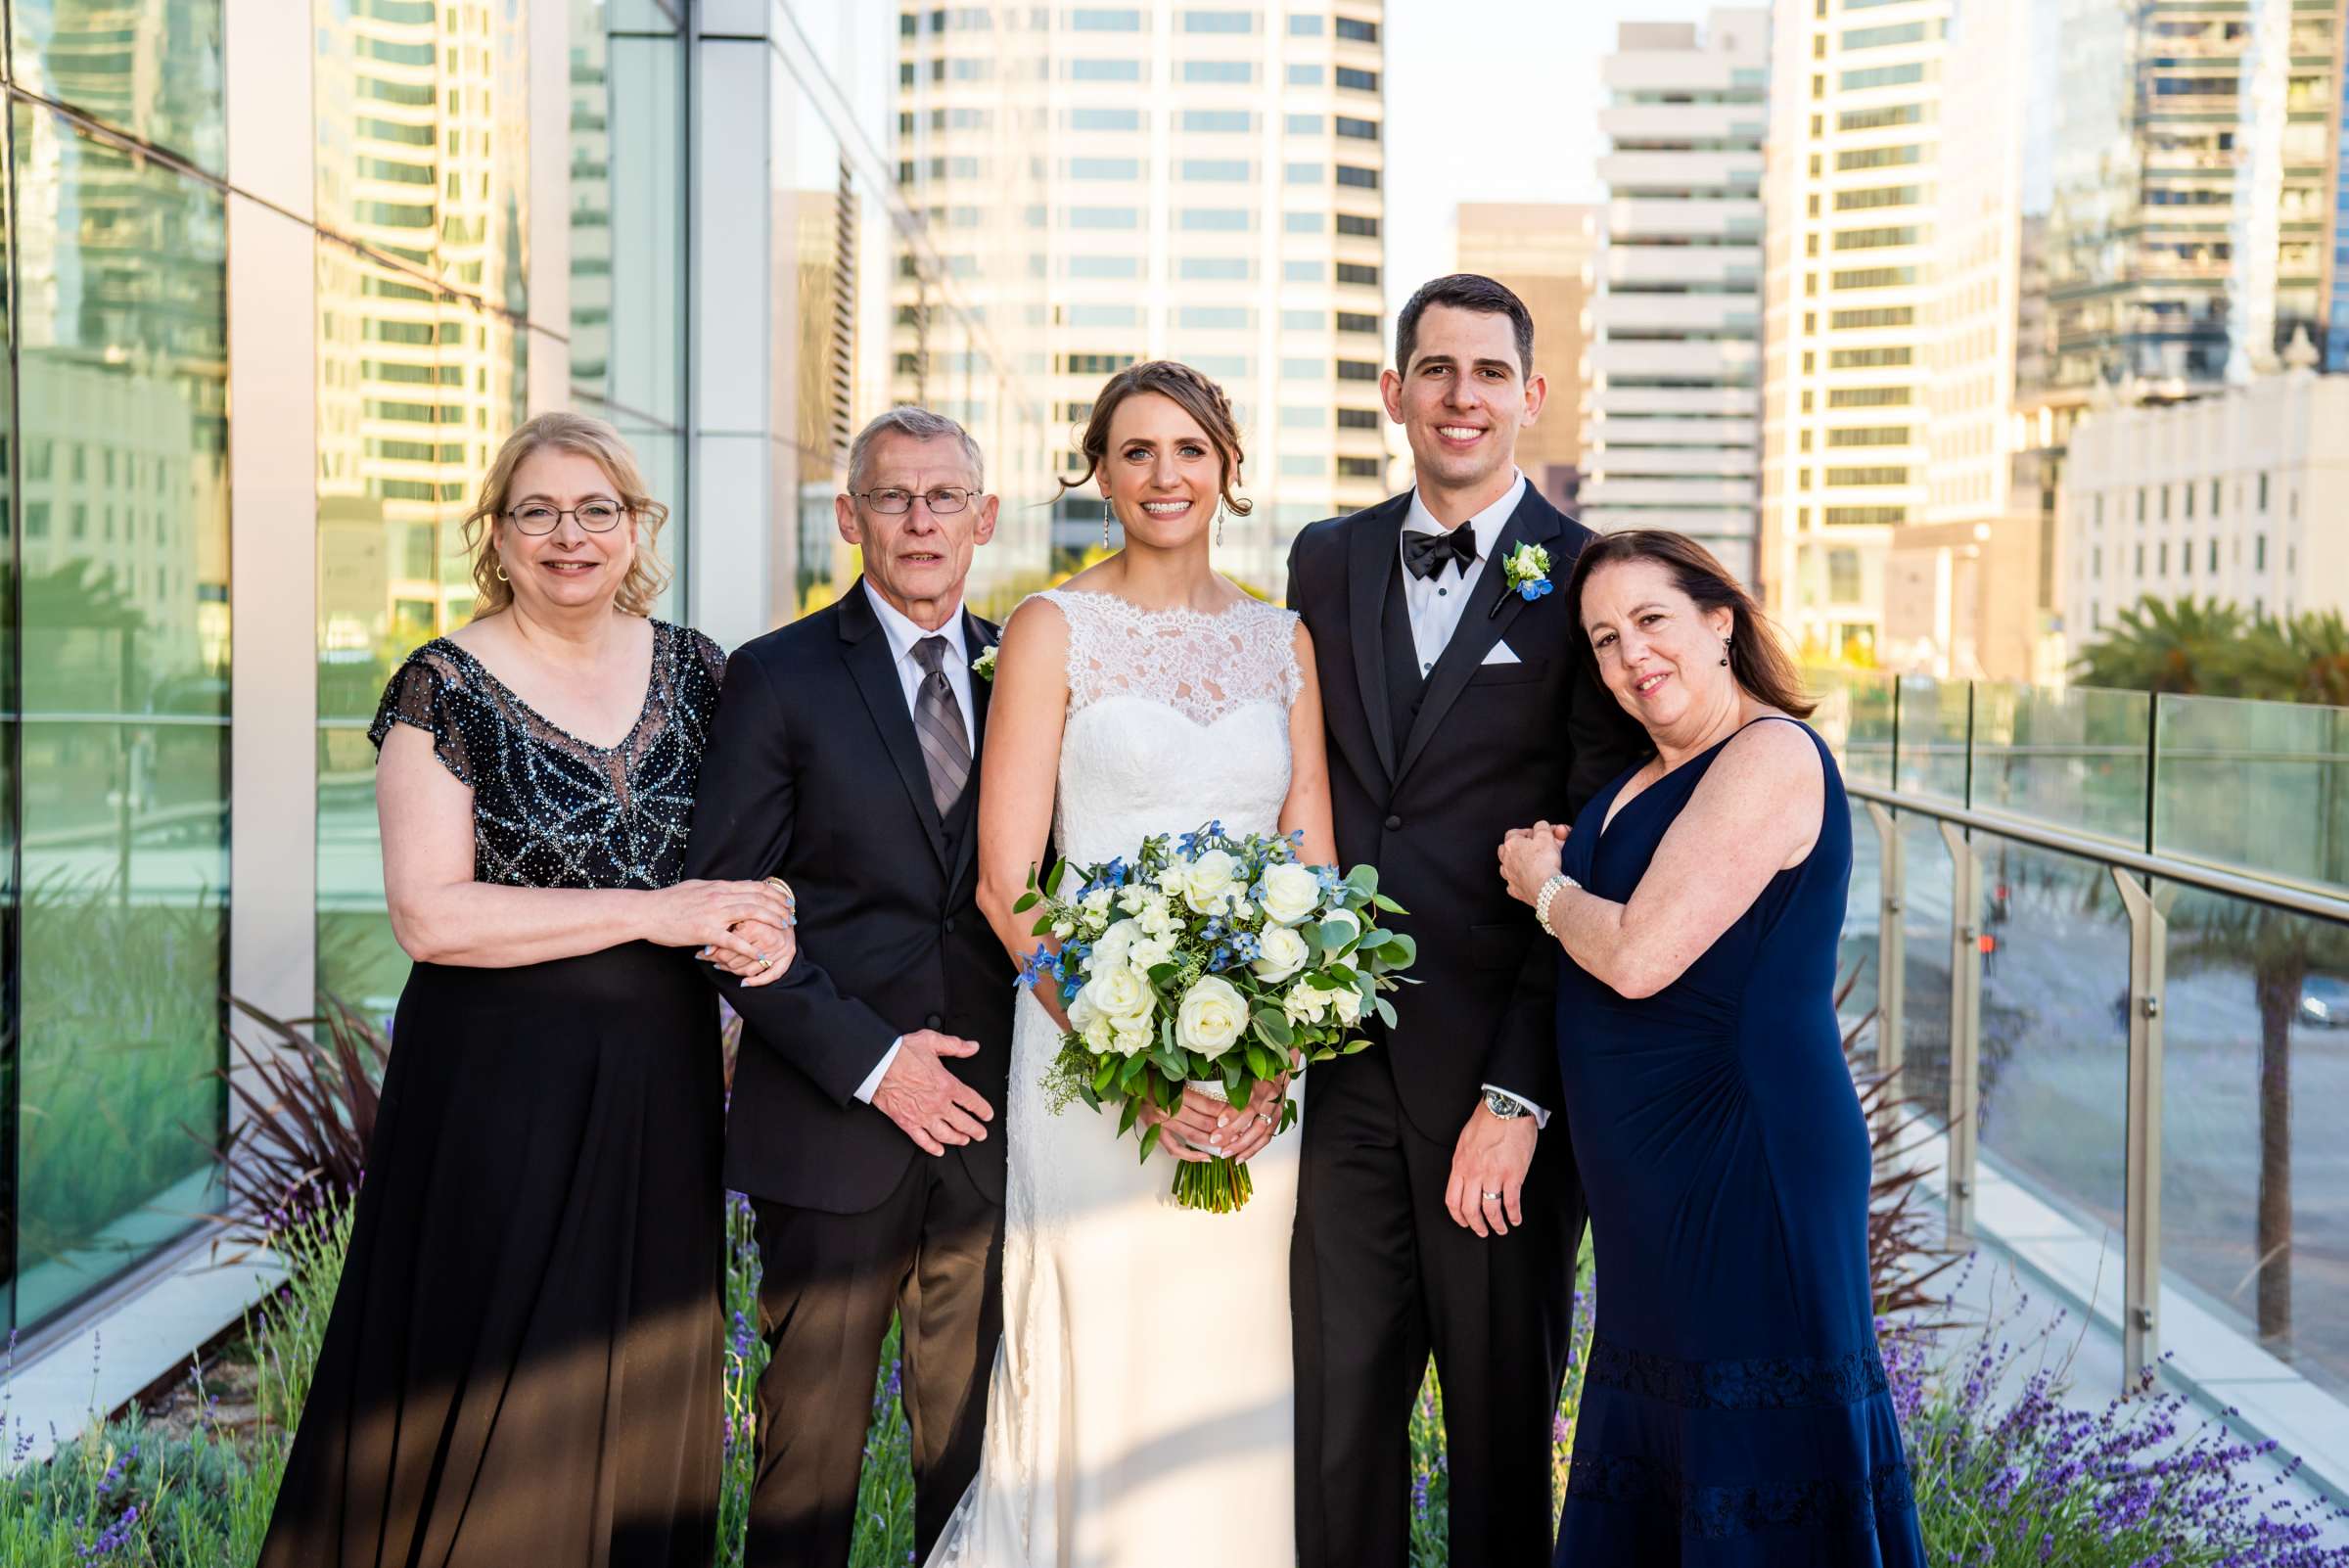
left=972, top=644, right=999, bottom=682
left=1490, top=542, right=1554, bottom=618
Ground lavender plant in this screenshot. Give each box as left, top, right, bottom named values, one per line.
left=1887, top=1292, right=2349, bottom=1567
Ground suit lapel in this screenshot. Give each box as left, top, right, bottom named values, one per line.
left=946, top=609, right=998, bottom=895
left=839, top=578, right=949, bottom=870
left=1393, top=488, right=1564, bottom=789
left=1345, top=495, right=1408, bottom=783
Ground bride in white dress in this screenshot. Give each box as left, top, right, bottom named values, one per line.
left=938, top=363, right=1335, bottom=1567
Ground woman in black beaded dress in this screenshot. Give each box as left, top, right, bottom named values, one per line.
left=260, top=413, right=799, bottom=1568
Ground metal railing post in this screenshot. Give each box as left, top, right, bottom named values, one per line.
left=1941, top=820, right=1983, bottom=1242
left=2111, top=867, right=2169, bottom=1384
left=1866, top=802, right=1906, bottom=1111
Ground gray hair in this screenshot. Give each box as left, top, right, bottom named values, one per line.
left=846, top=406, right=985, bottom=493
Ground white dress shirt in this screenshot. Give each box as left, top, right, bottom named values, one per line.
left=1398, top=469, right=1527, bottom=678
left=853, top=579, right=977, bottom=1104
left=1397, top=471, right=1550, bottom=1129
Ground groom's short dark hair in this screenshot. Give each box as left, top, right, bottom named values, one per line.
left=1394, top=274, right=1535, bottom=380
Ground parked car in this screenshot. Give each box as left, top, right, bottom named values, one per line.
left=2302, top=974, right=2349, bottom=1030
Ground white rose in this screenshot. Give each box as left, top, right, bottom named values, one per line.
left=1175, top=975, right=1249, bottom=1059
left=1082, top=1008, right=1119, bottom=1054
left=1137, top=897, right=1182, bottom=939
left=1128, top=935, right=1175, bottom=973
left=1092, top=918, right=1141, bottom=968
left=1317, top=908, right=1362, bottom=949
left=1154, top=860, right=1188, bottom=897
left=1252, top=924, right=1313, bottom=984
left=1111, top=1022, right=1154, bottom=1057
left=1082, top=887, right=1115, bottom=920
left=1259, top=862, right=1322, bottom=926
left=1119, top=885, right=1149, bottom=915
left=1067, top=988, right=1100, bottom=1031
left=1081, top=963, right=1152, bottom=1023
left=1183, top=849, right=1239, bottom=913
left=1330, top=985, right=1366, bottom=1027
left=1282, top=980, right=1332, bottom=1026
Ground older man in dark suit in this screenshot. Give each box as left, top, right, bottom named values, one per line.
left=684, top=407, right=1010, bottom=1568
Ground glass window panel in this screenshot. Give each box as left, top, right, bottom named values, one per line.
left=2155, top=693, right=2349, bottom=894
left=1899, top=814, right=1956, bottom=1130
left=1971, top=681, right=2151, bottom=843
left=7, top=102, right=230, bottom=1327
left=9, top=0, right=226, bottom=174
left=1972, top=836, right=2132, bottom=1238
left=1893, top=672, right=1969, bottom=802
left=2160, top=888, right=2349, bottom=1398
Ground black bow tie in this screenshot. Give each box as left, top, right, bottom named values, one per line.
left=1403, top=527, right=1478, bottom=581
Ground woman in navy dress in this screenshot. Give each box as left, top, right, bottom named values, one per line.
left=1497, top=530, right=1926, bottom=1567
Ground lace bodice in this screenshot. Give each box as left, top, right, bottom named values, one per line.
left=1034, top=587, right=1300, bottom=865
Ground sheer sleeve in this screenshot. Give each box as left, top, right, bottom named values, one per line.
left=368, top=647, right=477, bottom=785
left=686, top=626, right=728, bottom=691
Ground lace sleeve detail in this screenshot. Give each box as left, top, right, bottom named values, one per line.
left=1034, top=587, right=1301, bottom=726
left=367, top=646, right=476, bottom=784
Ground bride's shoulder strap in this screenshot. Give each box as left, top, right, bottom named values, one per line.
left=1021, top=587, right=1118, bottom=710
left=1236, top=593, right=1306, bottom=710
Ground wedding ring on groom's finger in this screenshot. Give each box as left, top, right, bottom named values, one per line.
left=1481, top=1190, right=1503, bottom=1202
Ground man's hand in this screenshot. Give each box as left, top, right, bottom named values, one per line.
left=1446, top=1101, right=1538, bottom=1237
left=872, top=1030, right=995, bottom=1156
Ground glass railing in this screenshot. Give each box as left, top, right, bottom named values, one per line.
left=1812, top=669, right=2349, bottom=1431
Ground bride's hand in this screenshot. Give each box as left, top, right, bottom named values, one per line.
left=1158, top=1078, right=1286, bottom=1162
left=1136, top=1097, right=1213, bottom=1164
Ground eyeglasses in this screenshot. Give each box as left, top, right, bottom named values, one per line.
left=507, top=500, right=627, bottom=534
left=852, top=486, right=975, bottom=517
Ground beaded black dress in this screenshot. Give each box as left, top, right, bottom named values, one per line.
left=261, top=620, right=730, bottom=1568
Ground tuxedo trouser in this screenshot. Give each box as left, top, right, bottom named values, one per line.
left=747, top=1156, right=1003, bottom=1568
left=1292, top=1049, right=1587, bottom=1568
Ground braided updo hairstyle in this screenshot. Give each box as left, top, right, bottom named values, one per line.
left=1061, top=359, right=1255, bottom=517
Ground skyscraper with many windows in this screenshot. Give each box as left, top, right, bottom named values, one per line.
left=1580, top=12, right=1769, bottom=586
left=891, top=3, right=1389, bottom=597
left=1758, top=0, right=1949, bottom=661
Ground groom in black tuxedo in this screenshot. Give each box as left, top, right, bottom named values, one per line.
left=683, top=408, right=1013, bottom=1567
left=1286, top=275, right=1651, bottom=1565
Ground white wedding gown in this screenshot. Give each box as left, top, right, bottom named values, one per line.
left=929, top=586, right=1304, bottom=1568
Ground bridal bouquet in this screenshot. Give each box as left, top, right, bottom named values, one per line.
left=1019, top=822, right=1415, bottom=1213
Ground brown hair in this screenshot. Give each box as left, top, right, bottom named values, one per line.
left=461, top=411, right=671, bottom=619
left=1566, top=530, right=1816, bottom=719
left=1060, top=360, right=1254, bottom=517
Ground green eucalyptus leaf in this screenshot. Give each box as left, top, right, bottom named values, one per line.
left=1375, top=996, right=1399, bottom=1029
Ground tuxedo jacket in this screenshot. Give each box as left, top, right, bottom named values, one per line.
left=683, top=578, right=1012, bottom=1214
left=1286, top=486, right=1651, bottom=1141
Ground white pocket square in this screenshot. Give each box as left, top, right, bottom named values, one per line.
left=1481, top=641, right=1522, bottom=666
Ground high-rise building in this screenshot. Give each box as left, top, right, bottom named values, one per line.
left=891, top=3, right=1390, bottom=598
left=2061, top=337, right=2349, bottom=634
left=1758, top=0, right=1950, bottom=662
left=1582, top=12, right=1769, bottom=587
left=1451, top=202, right=1596, bottom=513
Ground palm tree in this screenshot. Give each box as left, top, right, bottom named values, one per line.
left=2073, top=597, right=2259, bottom=696
left=2278, top=610, right=2349, bottom=708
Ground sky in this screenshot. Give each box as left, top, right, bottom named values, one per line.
left=1378, top=0, right=1653, bottom=320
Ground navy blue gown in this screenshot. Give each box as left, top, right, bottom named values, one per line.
left=1551, top=717, right=1926, bottom=1567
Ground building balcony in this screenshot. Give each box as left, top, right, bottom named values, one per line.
left=1589, top=337, right=1762, bottom=381
left=1589, top=413, right=1759, bottom=447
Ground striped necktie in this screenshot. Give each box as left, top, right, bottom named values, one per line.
left=910, top=635, right=973, bottom=816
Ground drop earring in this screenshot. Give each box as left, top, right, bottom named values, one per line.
left=1721, top=633, right=1732, bottom=667
left=1102, top=509, right=1112, bottom=550
left=1216, top=510, right=1224, bottom=549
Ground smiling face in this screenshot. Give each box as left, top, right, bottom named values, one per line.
left=836, top=431, right=998, bottom=616
left=1382, top=303, right=1546, bottom=502
left=1580, top=557, right=1737, bottom=734
left=1098, top=391, right=1226, bottom=550
left=495, top=446, right=637, bottom=613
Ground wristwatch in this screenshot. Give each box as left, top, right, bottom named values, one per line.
left=1482, top=1088, right=1533, bottom=1121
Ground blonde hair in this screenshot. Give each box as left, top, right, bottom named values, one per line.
left=461, top=411, right=671, bottom=619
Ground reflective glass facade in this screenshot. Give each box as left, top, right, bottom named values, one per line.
left=3, top=2, right=232, bottom=1328
left=0, top=0, right=1046, bottom=1343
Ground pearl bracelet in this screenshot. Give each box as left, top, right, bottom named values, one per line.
left=1535, top=872, right=1578, bottom=937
